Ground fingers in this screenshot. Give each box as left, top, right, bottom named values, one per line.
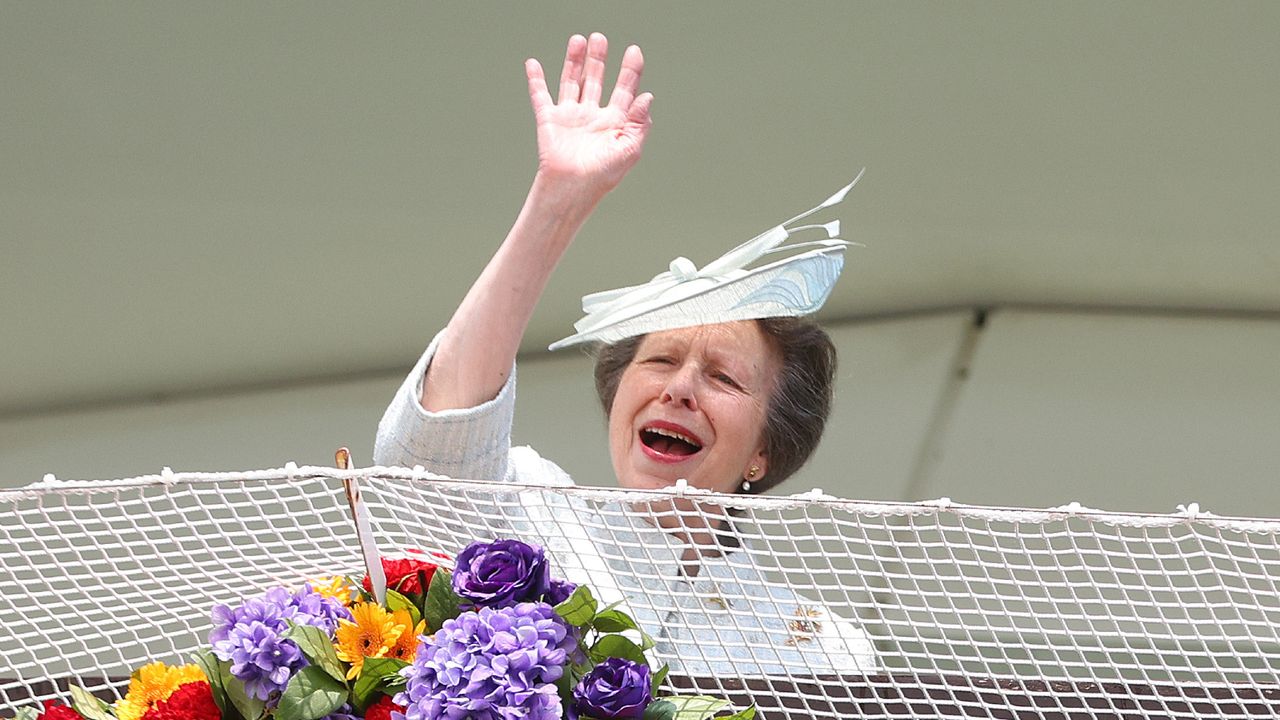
left=607, top=44, right=645, bottom=111
left=556, top=34, right=587, bottom=104
left=525, top=59, right=552, bottom=116
left=579, top=32, right=609, bottom=105
left=628, top=91, right=655, bottom=129
left=550, top=33, right=645, bottom=109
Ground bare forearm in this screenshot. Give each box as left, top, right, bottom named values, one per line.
left=422, top=175, right=602, bottom=411
left=417, top=32, right=650, bottom=412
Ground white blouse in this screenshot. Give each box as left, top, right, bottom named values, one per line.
left=373, top=332, right=878, bottom=677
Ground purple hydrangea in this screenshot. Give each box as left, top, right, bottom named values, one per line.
left=291, top=583, right=353, bottom=635
left=396, top=602, right=577, bottom=720
left=209, top=585, right=352, bottom=700
left=452, top=539, right=550, bottom=608
left=214, top=619, right=306, bottom=701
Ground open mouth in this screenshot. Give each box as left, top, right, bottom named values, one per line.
left=639, top=425, right=704, bottom=457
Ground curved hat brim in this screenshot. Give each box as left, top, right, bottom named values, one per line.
left=547, top=245, right=846, bottom=350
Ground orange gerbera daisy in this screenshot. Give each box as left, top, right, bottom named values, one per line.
left=334, top=602, right=403, bottom=679
left=114, top=662, right=206, bottom=720
left=385, top=608, right=427, bottom=663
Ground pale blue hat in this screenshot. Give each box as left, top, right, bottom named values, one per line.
left=549, top=169, right=865, bottom=351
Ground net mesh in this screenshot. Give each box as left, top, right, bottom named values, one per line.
left=3, top=466, right=1279, bottom=719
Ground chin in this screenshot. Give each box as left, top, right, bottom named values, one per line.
left=618, top=473, right=678, bottom=491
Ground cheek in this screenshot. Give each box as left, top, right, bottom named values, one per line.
left=729, top=397, right=770, bottom=448
left=611, top=368, right=660, bottom=416
left=607, top=404, right=628, bottom=448
left=607, top=374, right=641, bottom=447
left=608, top=373, right=635, bottom=425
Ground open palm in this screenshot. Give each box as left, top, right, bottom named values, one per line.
left=526, top=34, right=653, bottom=196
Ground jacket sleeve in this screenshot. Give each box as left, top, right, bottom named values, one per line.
left=372, top=330, right=517, bottom=483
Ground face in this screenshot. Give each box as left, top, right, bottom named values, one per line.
left=608, top=321, right=780, bottom=495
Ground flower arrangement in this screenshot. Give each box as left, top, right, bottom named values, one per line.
left=27, top=539, right=752, bottom=720
left=21, top=664, right=219, bottom=720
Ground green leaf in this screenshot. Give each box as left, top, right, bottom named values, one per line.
left=15, top=707, right=39, bottom=720
left=363, top=656, right=410, bottom=681
left=275, top=666, right=347, bottom=720
left=597, top=599, right=624, bottom=614
left=642, top=699, right=677, bottom=720
left=637, top=628, right=656, bottom=652
left=554, top=585, right=598, bottom=627
left=417, top=566, right=432, bottom=604
left=220, top=661, right=266, bottom=720
left=591, top=608, right=638, bottom=634
left=424, top=569, right=463, bottom=631
left=193, top=650, right=231, bottom=718
left=346, top=574, right=375, bottom=603
left=589, top=634, right=647, bottom=664
left=69, top=685, right=114, bottom=720
left=351, top=670, right=381, bottom=711
left=650, top=664, right=670, bottom=695
left=717, top=706, right=756, bottom=720
left=284, top=622, right=349, bottom=685
left=665, top=695, right=729, bottom=720
left=352, top=657, right=410, bottom=711
left=384, top=588, right=422, bottom=628
left=553, top=668, right=576, bottom=707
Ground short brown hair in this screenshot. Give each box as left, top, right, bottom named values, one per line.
left=592, top=317, right=837, bottom=493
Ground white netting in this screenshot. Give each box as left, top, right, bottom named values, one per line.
left=3, top=467, right=1279, bottom=719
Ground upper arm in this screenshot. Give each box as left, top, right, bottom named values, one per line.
left=373, top=331, right=517, bottom=483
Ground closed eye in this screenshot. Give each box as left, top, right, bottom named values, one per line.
left=714, top=372, right=742, bottom=389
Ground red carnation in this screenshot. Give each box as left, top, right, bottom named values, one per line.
left=363, top=695, right=404, bottom=720
left=362, top=549, right=447, bottom=595
left=38, top=700, right=82, bottom=720
left=141, top=682, right=219, bottom=720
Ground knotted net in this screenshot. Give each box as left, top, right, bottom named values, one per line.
left=2, top=467, right=1278, bottom=719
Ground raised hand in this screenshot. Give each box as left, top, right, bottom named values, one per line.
left=416, top=33, right=652, bottom=414
left=525, top=33, right=654, bottom=198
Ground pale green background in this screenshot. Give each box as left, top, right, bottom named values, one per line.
left=4, top=3, right=1279, bottom=518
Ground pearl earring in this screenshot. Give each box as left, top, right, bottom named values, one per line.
left=742, top=465, right=760, bottom=493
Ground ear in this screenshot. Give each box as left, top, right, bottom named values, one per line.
left=747, top=448, right=769, bottom=481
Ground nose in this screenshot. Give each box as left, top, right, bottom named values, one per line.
left=659, top=362, right=700, bottom=411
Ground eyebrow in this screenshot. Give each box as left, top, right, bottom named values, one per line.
left=642, top=334, right=769, bottom=384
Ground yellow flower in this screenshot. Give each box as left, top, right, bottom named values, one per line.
left=114, top=662, right=206, bottom=720
left=334, top=602, right=403, bottom=679
left=115, top=697, right=150, bottom=720
left=385, top=608, right=427, bottom=663
left=309, top=576, right=359, bottom=606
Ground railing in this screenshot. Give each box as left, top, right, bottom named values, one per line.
left=4, top=467, right=1279, bottom=719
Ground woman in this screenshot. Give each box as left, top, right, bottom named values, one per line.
left=373, top=33, right=876, bottom=676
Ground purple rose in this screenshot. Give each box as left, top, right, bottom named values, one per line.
left=452, top=539, right=550, bottom=608
left=572, top=658, right=652, bottom=720
left=546, top=578, right=578, bottom=606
